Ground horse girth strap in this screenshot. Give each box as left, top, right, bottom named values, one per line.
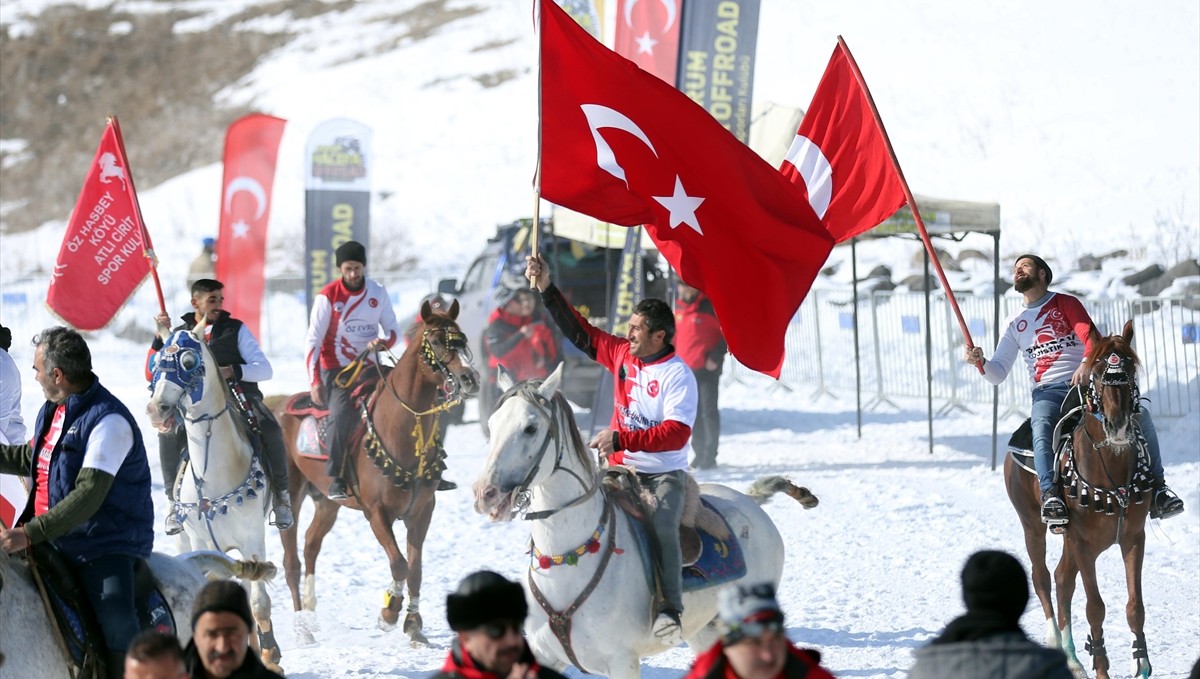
left=527, top=498, right=617, bottom=675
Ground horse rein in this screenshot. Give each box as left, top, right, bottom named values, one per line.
left=501, top=384, right=599, bottom=521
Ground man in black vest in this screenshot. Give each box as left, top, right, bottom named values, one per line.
left=150, top=279, right=293, bottom=534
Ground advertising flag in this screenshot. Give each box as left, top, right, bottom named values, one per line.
left=214, top=114, right=287, bottom=337
left=675, top=0, right=761, bottom=143
left=539, top=0, right=833, bottom=377
left=304, top=118, right=372, bottom=312
left=780, top=40, right=907, bottom=244
left=613, top=0, right=683, bottom=83
left=46, top=118, right=152, bottom=331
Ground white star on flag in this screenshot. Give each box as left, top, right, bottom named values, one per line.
left=232, top=219, right=251, bottom=238
left=635, top=31, right=658, bottom=55
left=653, top=175, right=704, bottom=235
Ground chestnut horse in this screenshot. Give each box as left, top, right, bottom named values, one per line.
left=270, top=300, right=479, bottom=645
left=1005, top=320, right=1154, bottom=679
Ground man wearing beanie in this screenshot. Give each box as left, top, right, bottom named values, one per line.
left=305, top=240, right=403, bottom=500
left=431, top=570, right=566, bottom=679
left=908, top=550, right=1072, bottom=678
left=184, top=580, right=282, bottom=678
left=964, top=254, right=1183, bottom=525
left=684, top=582, right=835, bottom=679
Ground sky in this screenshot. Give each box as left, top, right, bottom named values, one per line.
left=0, top=1, right=1198, bottom=677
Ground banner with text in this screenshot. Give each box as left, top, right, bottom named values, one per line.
left=613, top=0, right=683, bottom=83
left=304, top=118, right=372, bottom=312
left=214, top=113, right=286, bottom=338
left=46, top=117, right=152, bottom=331
left=676, top=0, right=761, bottom=143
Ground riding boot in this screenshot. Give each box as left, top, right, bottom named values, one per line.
left=271, top=488, right=295, bottom=529
left=164, top=507, right=184, bottom=536
left=1149, top=477, right=1184, bottom=520
left=327, top=477, right=349, bottom=500
left=1040, top=487, right=1068, bottom=526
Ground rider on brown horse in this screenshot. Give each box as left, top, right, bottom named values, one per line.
left=965, top=254, right=1183, bottom=527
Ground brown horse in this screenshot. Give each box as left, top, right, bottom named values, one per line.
left=1005, top=320, right=1154, bottom=679
left=269, top=299, right=479, bottom=645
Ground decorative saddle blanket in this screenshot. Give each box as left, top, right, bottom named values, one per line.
left=33, top=545, right=175, bottom=674
left=283, top=392, right=368, bottom=461
left=625, top=496, right=747, bottom=594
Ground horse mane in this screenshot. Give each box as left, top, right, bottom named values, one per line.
left=1086, top=331, right=1140, bottom=373
left=496, top=379, right=595, bottom=475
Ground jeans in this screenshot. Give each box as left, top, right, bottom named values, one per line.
left=640, top=469, right=686, bottom=613
left=1031, top=382, right=1071, bottom=494
left=78, top=553, right=140, bottom=659
left=1138, top=408, right=1165, bottom=480
left=690, top=369, right=721, bottom=469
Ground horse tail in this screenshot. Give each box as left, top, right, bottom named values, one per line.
left=745, top=475, right=819, bottom=509
left=179, top=550, right=278, bottom=582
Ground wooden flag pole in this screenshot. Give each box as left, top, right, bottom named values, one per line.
left=834, top=37, right=984, bottom=373
left=109, top=115, right=167, bottom=323
left=529, top=0, right=543, bottom=288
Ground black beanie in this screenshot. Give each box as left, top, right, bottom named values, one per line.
left=191, top=580, right=254, bottom=630
left=335, top=240, right=367, bottom=267
left=1015, top=253, right=1053, bottom=285
left=0, top=324, right=10, bottom=352
left=446, top=570, right=528, bottom=631
left=961, top=550, right=1029, bottom=624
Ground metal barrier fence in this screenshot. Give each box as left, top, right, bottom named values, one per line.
left=729, top=290, right=1200, bottom=418
left=3, top=274, right=1196, bottom=417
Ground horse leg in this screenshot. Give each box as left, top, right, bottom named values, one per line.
left=301, top=497, right=341, bottom=611
left=282, top=471, right=308, bottom=612
left=364, top=507, right=411, bottom=636
left=1076, top=550, right=1110, bottom=679
left=1021, top=514, right=1058, bottom=644
left=1122, top=532, right=1150, bottom=678
left=249, top=577, right=283, bottom=673
left=400, top=495, right=436, bottom=645
left=1054, top=545, right=1087, bottom=675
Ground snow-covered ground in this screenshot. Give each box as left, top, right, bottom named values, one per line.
left=1, top=0, right=1198, bottom=676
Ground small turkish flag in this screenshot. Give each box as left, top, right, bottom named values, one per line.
left=781, top=38, right=907, bottom=244
left=612, top=0, right=682, bottom=83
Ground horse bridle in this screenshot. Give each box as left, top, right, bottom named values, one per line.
left=416, top=325, right=471, bottom=401
left=498, top=383, right=598, bottom=521
left=1085, top=351, right=1141, bottom=421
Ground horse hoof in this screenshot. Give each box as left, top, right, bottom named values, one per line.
left=409, top=629, right=429, bottom=647
left=378, top=611, right=399, bottom=631
left=295, top=610, right=319, bottom=646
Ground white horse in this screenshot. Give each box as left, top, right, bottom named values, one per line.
left=0, top=548, right=275, bottom=679
left=146, top=325, right=281, bottom=668
left=474, top=365, right=817, bottom=679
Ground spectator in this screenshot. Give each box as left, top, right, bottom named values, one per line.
left=685, top=582, right=835, bottom=679
left=674, top=282, right=726, bottom=470
left=184, top=580, right=282, bottom=679
left=431, top=570, right=566, bottom=679
left=908, top=550, right=1073, bottom=678
left=481, top=286, right=559, bottom=427
left=0, top=326, right=154, bottom=677
left=125, top=630, right=190, bottom=679
left=148, top=279, right=293, bottom=533
left=0, top=322, right=26, bottom=446
left=187, top=237, right=217, bottom=289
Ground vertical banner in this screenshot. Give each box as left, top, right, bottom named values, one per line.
left=588, top=226, right=645, bottom=435
left=613, top=0, right=683, bottom=83
left=676, top=0, right=761, bottom=143
left=46, top=117, right=152, bottom=331
left=304, top=118, right=372, bottom=313
left=557, top=0, right=604, bottom=39
left=214, top=114, right=287, bottom=338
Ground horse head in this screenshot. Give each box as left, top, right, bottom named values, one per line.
left=1084, top=319, right=1141, bottom=446
left=408, top=298, right=479, bottom=400
left=146, top=320, right=222, bottom=431
left=474, top=364, right=594, bottom=521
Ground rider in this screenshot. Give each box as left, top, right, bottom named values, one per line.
left=149, top=278, right=294, bottom=534
left=964, top=254, right=1184, bottom=526
left=0, top=326, right=154, bottom=676
left=526, top=253, right=697, bottom=647
left=306, top=240, right=403, bottom=501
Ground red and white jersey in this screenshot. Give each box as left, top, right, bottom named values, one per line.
left=305, top=277, right=401, bottom=386
left=984, top=292, right=1095, bottom=387
left=591, top=330, right=697, bottom=474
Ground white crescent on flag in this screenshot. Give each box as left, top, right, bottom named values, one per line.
left=223, top=176, right=267, bottom=220
left=782, top=134, right=834, bottom=219
left=624, top=0, right=677, bottom=32
left=581, top=104, right=659, bottom=188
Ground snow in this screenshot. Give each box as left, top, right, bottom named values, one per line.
left=1, top=0, right=1198, bottom=677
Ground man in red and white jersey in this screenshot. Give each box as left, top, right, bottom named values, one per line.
left=965, top=254, right=1183, bottom=526
left=305, top=241, right=402, bottom=500
left=526, top=253, right=697, bottom=648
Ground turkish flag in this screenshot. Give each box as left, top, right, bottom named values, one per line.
left=781, top=39, right=907, bottom=244
left=612, top=0, right=682, bottom=84
left=215, top=114, right=286, bottom=338
left=539, top=0, right=833, bottom=378
left=47, top=117, right=153, bottom=331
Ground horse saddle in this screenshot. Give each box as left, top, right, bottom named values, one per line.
left=283, top=389, right=372, bottom=461
left=31, top=544, right=175, bottom=678
left=1006, top=389, right=1088, bottom=475
left=604, top=467, right=745, bottom=592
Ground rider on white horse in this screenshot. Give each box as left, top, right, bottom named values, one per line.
left=525, top=253, right=698, bottom=647
left=149, top=279, right=293, bottom=533
left=0, top=326, right=155, bottom=673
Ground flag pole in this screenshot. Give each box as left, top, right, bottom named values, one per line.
left=109, top=115, right=167, bottom=321
left=834, top=37, right=984, bottom=373
left=529, top=0, right=544, bottom=289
